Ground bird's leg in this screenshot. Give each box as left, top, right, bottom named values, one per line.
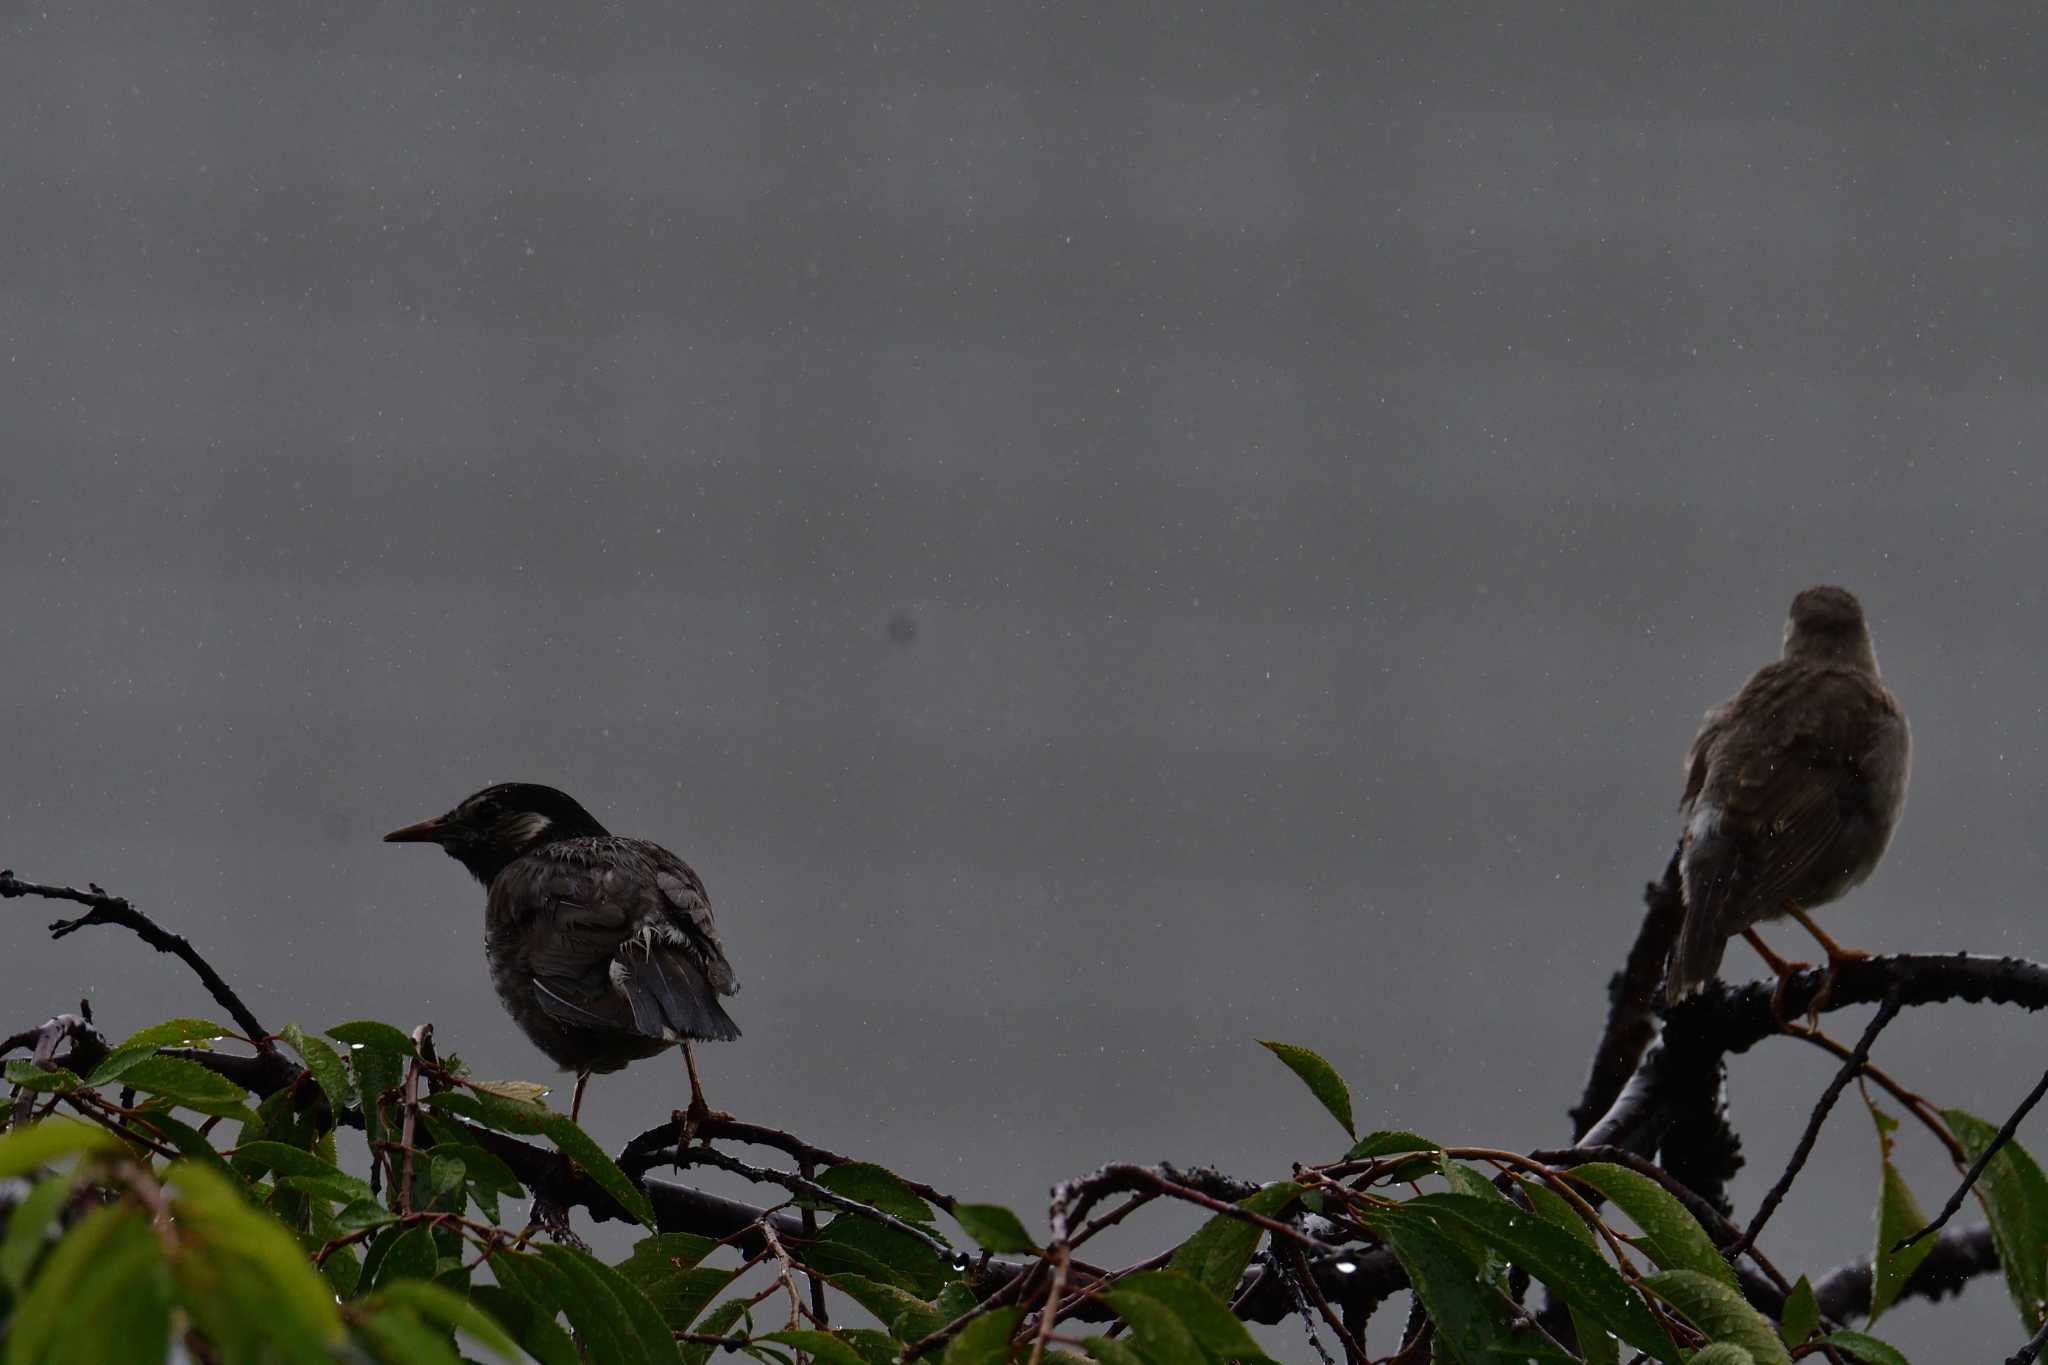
left=673, top=1040, right=732, bottom=1143
left=1785, top=901, right=1870, bottom=1017
left=1742, top=927, right=1810, bottom=1025
left=570, top=1069, right=591, bottom=1125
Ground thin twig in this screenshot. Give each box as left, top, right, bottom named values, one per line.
left=1, top=872, right=271, bottom=1049
left=397, top=1024, right=431, bottom=1216
left=656, top=1145, right=957, bottom=1258
left=1730, top=992, right=1902, bottom=1258
left=1779, top=1022, right=1966, bottom=1164
left=1901, top=1060, right=2048, bottom=1254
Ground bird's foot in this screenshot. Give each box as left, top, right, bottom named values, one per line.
left=672, top=1102, right=733, bottom=1146
left=1809, top=945, right=1872, bottom=1019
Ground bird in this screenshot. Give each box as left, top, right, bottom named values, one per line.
left=383, top=782, right=740, bottom=1125
left=1665, top=586, right=1910, bottom=1009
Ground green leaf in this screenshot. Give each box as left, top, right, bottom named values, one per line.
left=5, top=1202, right=145, bottom=1363
left=762, top=1331, right=872, bottom=1365
left=326, top=1020, right=420, bottom=1055
left=356, top=1307, right=468, bottom=1365
left=1344, top=1129, right=1441, bottom=1160
left=1078, top=1338, right=1151, bottom=1365
left=833, top=1328, right=903, bottom=1365
left=88, top=1018, right=232, bottom=1085
left=165, top=1159, right=348, bottom=1354
left=1866, top=1104, right=1937, bottom=1323
left=827, top=1274, right=942, bottom=1343
left=814, top=1161, right=936, bottom=1223
left=3, top=1060, right=81, bottom=1093
left=1404, top=1193, right=1679, bottom=1363
left=614, top=1232, right=729, bottom=1331
left=935, top=1309, right=1023, bottom=1365
left=952, top=1201, right=1039, bottom=1254
left=120, top=1055, right=256, bottom=1119
left=1944, top=1106, right=2048, bottom=1330
left=0, top=1174, right=73, bottom=1294
left=233, top=1139, right=377, bottom=1203
left=1687, top=1347, right=1756, bottom=1365
left=471, top=1284, right=581, bottom=1365
left=537, top=1242, right=680, bottom=1364
left=1368, top=1204, right=1523, bottom=1364
left=426, top=1090, right=657, bottom=1229
left=1570, top=1162, right=1737, bottom=1289
left=808, top=1216, right=949, bottom=1296
left=1111, top=1270, right=1278, bottom=1363
left=0, top=1117, right=120, bottom=1179
left=680, top=1298, right=751, bottom=1365
left=1169, top=1180, right=1301, bottom=1298
left=497, top=1247, right=653, bottom=1365
left=1256, top=1039, right=1355, bottom=1135
left=281, top=1023, right=354, bottom=1114
left=1639, top=1269, right=1790, bottom=1365
left=372, top=1223, right=441, bottom=1287
left=1818, top=1329, right=1914, bottom=1365
left=1779, top=1274, right=1819, bottom=1346
left=1517, top=1182, right=1618, bottom=1365
left=370, top=1278, right=526, bottom=1361
left=1103, top=1285, right=1208, bottom=1365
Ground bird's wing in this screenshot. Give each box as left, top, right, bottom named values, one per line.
left=496, top=844, right=738, bottom=1044
left=1700, top=666, right=1895, bottom=927
left=640, top=844, right=742, bottom=997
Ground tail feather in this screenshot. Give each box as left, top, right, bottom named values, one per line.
left=618, top=938, right=743, bottom=1043
left=1668, top=822, right=1737, bottom=1003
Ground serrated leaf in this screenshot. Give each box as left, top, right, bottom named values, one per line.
left=1818, top=1329, right=1914, bottom=1365
left=426, top=1090, right=656, bottom=1228
left=1256, top=1039, right=1355, bottom=1135
left=1112, top=1270, right=1278, bottom=1363
left=1571, top=1162, right=1737, bottom=1289
left=373, top=1223, right=441, bottom=1287
left=1346, top=1129, right=1442, bottom=1160
left=936, top=1309, right=1024, bottom=1365
left=281, top=1023, right=354, bottom=1114
left=827, top=1274, right=942, bottom=1343
left=813, top=1216, right=950, bottom=1296
left=356, top=1307, right=468, bottom=1365
left=1640, top=1269, right=1789, bottom=1365
left=1103, top=1286, right=1208, bottom=1365
left=952, top=1201, right=1038, bottom=1254
left=1517, top=1181, right=1618, bottom=1365
left=1944, top=1106, right=2048, bottom=1330
left=471, top=1284, right=581, bottom=1365
left=1169, top=1180, right=1301, bottom=1298
left=615, top=1232, right=728, bottom=1330
left=0, top=1117, right=117, bottom=1179
left=120, top=1055, right=255, bottom=1118
left=4, top=1060, right=81, bottom=1093
left=537, top=1242, right=680, bottom=1364
left=472, top=1078, right=553, bottom=1104
left=1405, top=1193, right=1678, bottom=1362
left=815, top=1161, right=935, bottom=1223
left=763, top=1330, right=871, bottom=1365
left=1687, top=1347, right=1756, bottom=1364
left=370, top=1278, right=525, bottom=1361
left=1780, top=1274, right=1819, bottom=1346
left=1867, top=1104, right=1936, bottom=1323
left=1369, top=1204, right=1523, bottom=1364
left=115, top=1017, right=234, bottom=1051
left=326, top=1020, right=420, bottom=1055
left=233, top=1139, right=377, bottom=1203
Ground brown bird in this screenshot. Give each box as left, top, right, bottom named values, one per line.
left=1666, top=586, right=1911, bottom=1007
left=383, top=783, right=740, bottom=1124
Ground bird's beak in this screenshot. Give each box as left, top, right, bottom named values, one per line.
left=383, top=814, right=453, bottom=844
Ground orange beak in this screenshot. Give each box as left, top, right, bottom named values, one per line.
left=382, top=814, right=453, bottom=844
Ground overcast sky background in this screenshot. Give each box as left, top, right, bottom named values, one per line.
left=5, top=4, right=2046, bottom=1357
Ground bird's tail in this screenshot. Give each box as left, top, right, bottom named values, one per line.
left=1667, top=828, right=1736, bottom=1004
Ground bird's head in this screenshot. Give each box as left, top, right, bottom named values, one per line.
left=383, top=782, right=609, bottom=884
left=1782, top=585, right=1878, bottom=670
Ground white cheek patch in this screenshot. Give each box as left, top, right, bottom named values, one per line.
left=505, top=813, right=553, bottom=845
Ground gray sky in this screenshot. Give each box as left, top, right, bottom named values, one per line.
left=5, top=4, right=2046, bottom=1357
